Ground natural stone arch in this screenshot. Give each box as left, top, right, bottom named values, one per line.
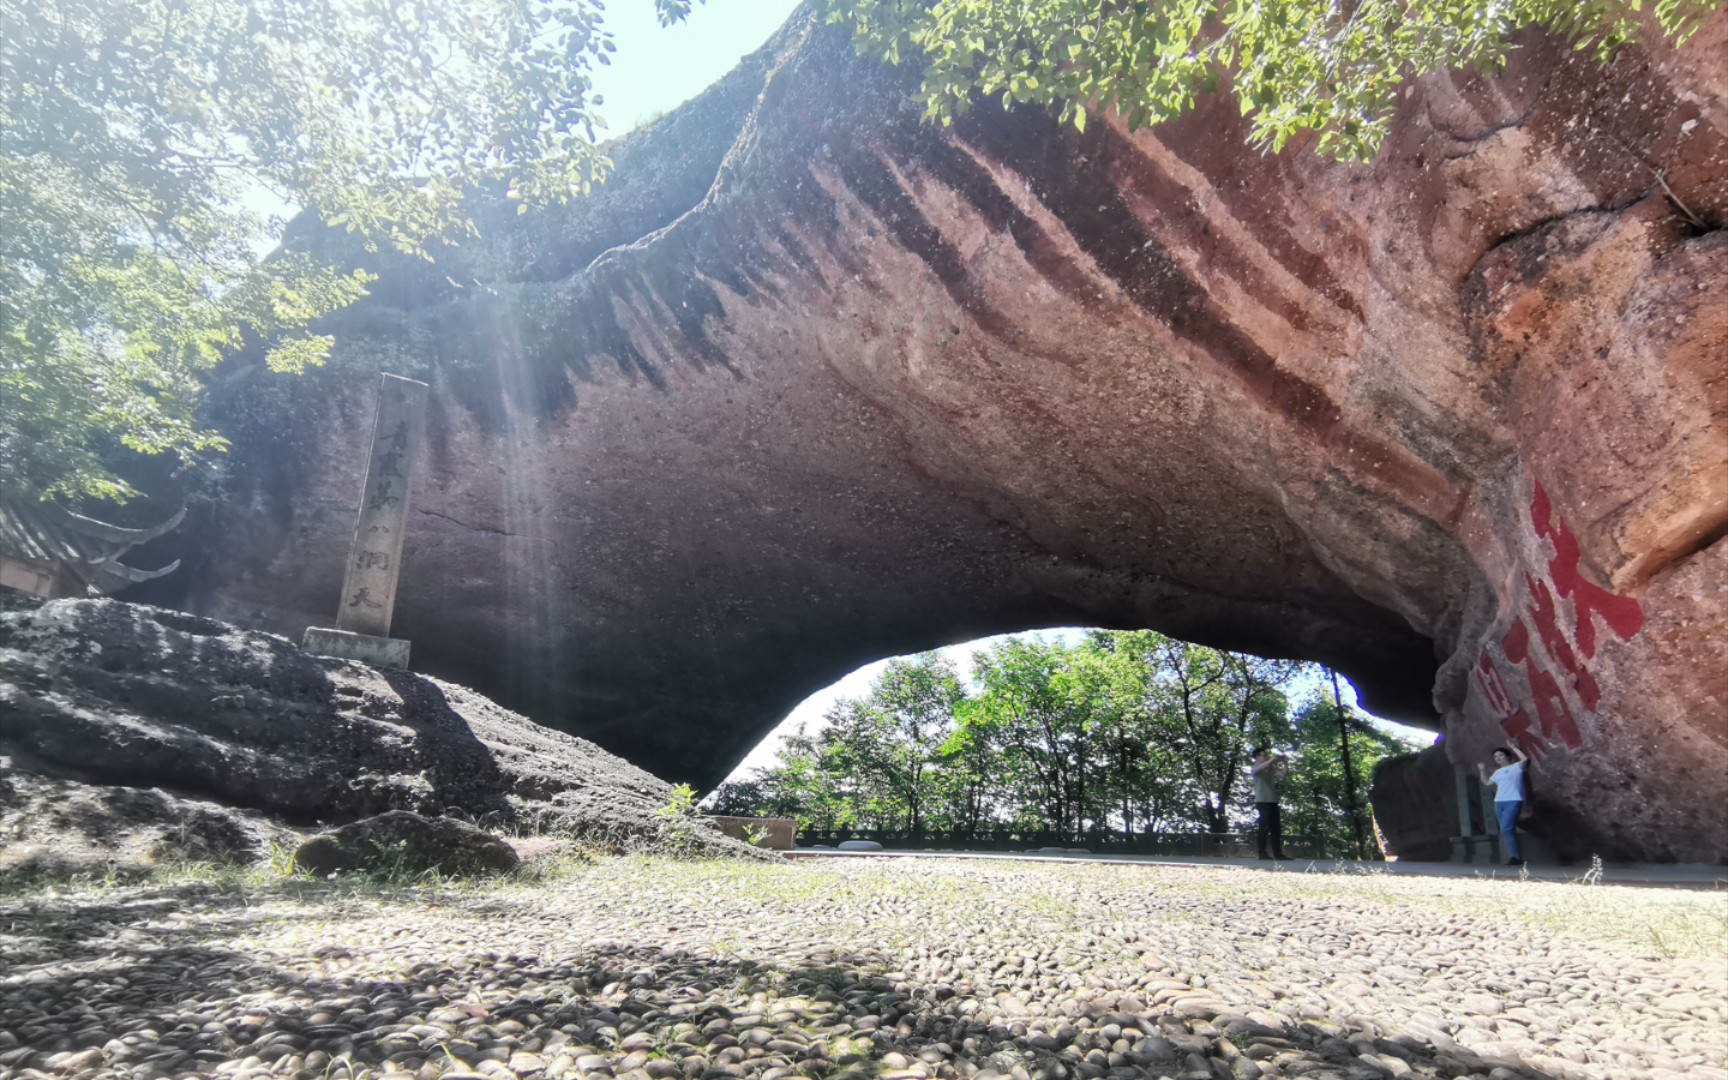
left=148, top=11, right=1728, bottom=862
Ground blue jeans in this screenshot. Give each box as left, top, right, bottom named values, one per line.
left=1496, top=800, right=1523, bottom=861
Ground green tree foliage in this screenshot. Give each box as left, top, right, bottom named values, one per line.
left=738, top=721, right=866, bottom=831
left=932, top=697, right=998, bottom=834
left=721, top=631, right=1426, bottom=855
left=1105, top=631, right=1299, bottom=832
left=1, top=0, right=698, bottom=503
left=1282, top=696, right=1411, bottom=858
left=835, top=653, right=966, bottom=834
left=818, top=0, right=1717, bottom=159
left=966, top=638, right=1096, bottom=835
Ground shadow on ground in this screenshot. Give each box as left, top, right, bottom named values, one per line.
left=0, top=882, right=1558, bottom=1080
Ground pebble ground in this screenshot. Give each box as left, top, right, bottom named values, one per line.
left=1, top=857, right=1723, bottom=1080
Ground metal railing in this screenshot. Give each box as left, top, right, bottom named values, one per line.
left=796, top=827, right=1328, bottom=859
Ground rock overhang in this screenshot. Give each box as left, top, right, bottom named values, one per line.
left=141, top=9, right=1728, bottom=861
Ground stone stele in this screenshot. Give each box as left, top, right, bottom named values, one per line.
left=302, top=373, right=427, bottom=670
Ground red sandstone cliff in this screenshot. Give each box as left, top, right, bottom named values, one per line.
left=157, top=10, right=1727, bottom=861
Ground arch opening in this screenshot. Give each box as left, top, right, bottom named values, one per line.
left=705, top=628, right=1434, bottom=860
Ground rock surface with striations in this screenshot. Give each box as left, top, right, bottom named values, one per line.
left=0, top=598, right=756, bottom=875
left=134, top=8, right=1727, bottom=862
left=292, top=810, right=522, bottom=878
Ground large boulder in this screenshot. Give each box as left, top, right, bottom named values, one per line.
left=137, top=11, right=1727, bottom=861
left=0, top=597, right=763, bottom=873
left=1370, top=747, right=1464, bottom=863
left=0, top=769, right=300, bottom=881
left=292, top=810, right=520, bottom=877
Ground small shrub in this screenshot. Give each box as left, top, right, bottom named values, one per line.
left=654, top=783, right=705, bottom=859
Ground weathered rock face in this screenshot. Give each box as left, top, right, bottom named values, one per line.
left=0, top=768, right=303, bottom=879
left=141, top=11, right=1727, bottom=861
left=1370, top=747, right=1467, bottom=864
left=292, top=810, right=521, bottom=877
left=0, top=598, right=758, bottom=875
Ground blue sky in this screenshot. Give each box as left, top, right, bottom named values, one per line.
left=589, top=0, right=806, bottom=134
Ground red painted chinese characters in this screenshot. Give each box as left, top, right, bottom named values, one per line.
left=1474, top=482, right=1646, bottom=760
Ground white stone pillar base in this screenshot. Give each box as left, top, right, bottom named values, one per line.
left=302, top=626, right=411, bottom=669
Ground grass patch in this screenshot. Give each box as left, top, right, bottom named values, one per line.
left=1110, top=861, right=1728, bottom=961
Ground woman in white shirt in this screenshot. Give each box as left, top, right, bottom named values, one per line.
left=1477, top=744, right=1531, bottom=866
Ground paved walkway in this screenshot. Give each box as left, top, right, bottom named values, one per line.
left=783, top=846, right=1728, bottom=889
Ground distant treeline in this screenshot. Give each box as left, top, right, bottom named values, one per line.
left=709, top=631, right=1422, bottom=857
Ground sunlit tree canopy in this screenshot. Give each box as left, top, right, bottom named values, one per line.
left=711, top=632, right=1421, bottom=855
left=0, top=0, right=696, bottom=503
left=819, top=0, right=1717, bottom=158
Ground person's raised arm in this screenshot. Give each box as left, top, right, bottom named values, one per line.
left=1477, top=760, right=1492, bottom=784
left=1510, top=744, right=1529, bottom=765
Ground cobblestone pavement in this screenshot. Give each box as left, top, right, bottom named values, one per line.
left=1, top=858, right=1723, bottom=1080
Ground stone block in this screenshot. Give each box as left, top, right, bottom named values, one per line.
left=0, top=553, right=59, bottom=598
left=1370, top=746, right=1460, bottom=861
left=302, top=626, right=411, bottom=669
left=705, top=815, right=797, bottom=850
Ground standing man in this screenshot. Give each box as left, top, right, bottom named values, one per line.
left=1478, top=744, right=1531, bottom=866
left=1250, top=746, right=1289, bottom=861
